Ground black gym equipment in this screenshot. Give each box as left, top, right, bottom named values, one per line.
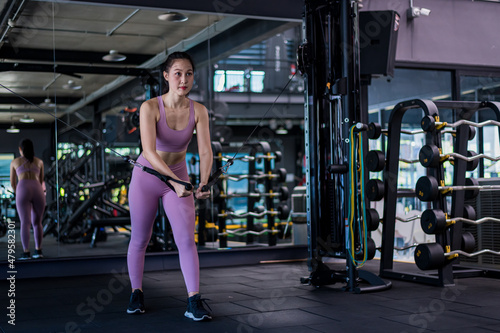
left=415, top=175, right=481, bottom=202
left=198, top=141, right=287, bottom=248
left=298, top=0, right=392, bottom=293
left=419, top=144, right=480, bottom=171
left=377, top=99, right=500, bottom=286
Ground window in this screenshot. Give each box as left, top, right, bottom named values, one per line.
left=213, top=70, right=265, bottom=93
left=460, top=74, right=500, bottom=178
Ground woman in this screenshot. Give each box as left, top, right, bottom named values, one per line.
left=10, top=138, right=46, bottom=260
left=126, top=52, right=213, bottom=321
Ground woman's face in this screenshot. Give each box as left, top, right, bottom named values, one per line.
left=164, top=59, right=194, bottom=96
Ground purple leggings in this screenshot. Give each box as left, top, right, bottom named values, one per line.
left=16, top=179, right=45, bottom=251
left=127, top=155, right=199, bottom=292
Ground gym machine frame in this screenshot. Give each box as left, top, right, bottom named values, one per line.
left=300, top=0, right=390, bottom=293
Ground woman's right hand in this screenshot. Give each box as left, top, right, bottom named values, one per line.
left=171, top=180, right=193, bottom=198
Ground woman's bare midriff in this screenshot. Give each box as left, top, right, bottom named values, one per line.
left=157, top=150, right=186, bottom=166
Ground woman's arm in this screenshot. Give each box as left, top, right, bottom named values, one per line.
left=140, top=99, right=191, bottom=197
left=195, top=103, right=213, bottom=199
left=10, top=160, right=17, bottom=193
left=38, top=158, right=44, bottom=186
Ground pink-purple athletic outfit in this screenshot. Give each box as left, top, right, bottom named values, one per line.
left=127, top=97, right=198, bottom=292
left=15, top=158, right=45, bottom=251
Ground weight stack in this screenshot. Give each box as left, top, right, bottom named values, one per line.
left=327, top=179, right=344, bottom=251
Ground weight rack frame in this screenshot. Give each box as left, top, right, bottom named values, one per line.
left=379, top=99, right=500, bottom=286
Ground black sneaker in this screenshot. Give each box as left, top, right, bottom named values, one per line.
left=32, top=249, right=44, bottom=259
left=127, top=289, right=145, bottom=314
left=19, top=252, right=31, bottom=260
left=184, top=294, right=212, bottom=321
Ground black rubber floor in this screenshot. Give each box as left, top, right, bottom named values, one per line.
left=1, top=260, right=500, bottom=333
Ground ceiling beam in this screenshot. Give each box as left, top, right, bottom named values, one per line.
left=51, top=0, right=303, bottom=21
left=61, top=16, right=245, bottom=117
left=189, top=19, right=299, bottom=68
left=0, top=45, right=154, bottom=65
left=0, top=96, right=80, bottom=105
left=0, top=62, right=151, bottom=76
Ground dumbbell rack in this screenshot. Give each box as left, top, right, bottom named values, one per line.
left=377, top=99, right=500, bottom=286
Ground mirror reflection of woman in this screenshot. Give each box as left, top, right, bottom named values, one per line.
left=10, top=138, right=46, bottom=260
left=126, top=52, right=213, bottom=321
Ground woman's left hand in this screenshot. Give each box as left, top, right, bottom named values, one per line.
left=195, top=183, right=211, bottom=200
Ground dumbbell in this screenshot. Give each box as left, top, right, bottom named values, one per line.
left=415, top=176, right=480, bottom=202
left=420, top=205, right=477, bottom=234
left=365, top=150, right=385, bottom=172
left=414, top=233, right=476, bottom=270
left=420, top=115, right=477, bottom=140
left=419, top=144, right=479, bottom=171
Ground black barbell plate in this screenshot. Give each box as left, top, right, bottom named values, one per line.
left=365, top=150, right=385, bottom=172
left=278, top=204, right=291, bottom=220
left=468, top=126, right=476, bottom=141
left=465, top=178, right=480, bottom=199
left=419, top=144, right=441, bottom=168
left=416, top=176, right=439, bottom=202
left=254, top=205, right=265, bottom=214
left=367, top=122, right=382, bottom=140
left=414, top=243, right=446, bottom=271
left=420, top=209, right=447, bottom=234
left=275, top=168, right=287, bottom=183
left=206, top=206, right=219, bottom=222
left=421, top=115, right=436, bottom=132
left=461, top=231, right=476, bottom=253
left=275, top=151, right=282, bottom=162
left=366, top=208, right=380, bottom=231
left=365, top=179, right=385, bottom=201
left=206, top=227, right=218, bottom=241
left=366, top=237, right=376, bottom=260
left=463, top=204, right=476, bottom=221
left=211, top=141, right=222, bottom=154
left=279, top=186, right=290, bottom=201
left=466, top=151, right=479, bottom=172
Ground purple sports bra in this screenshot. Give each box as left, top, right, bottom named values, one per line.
left=155, top=96, right=196, bottom=153
left=16, top=157, right=40, bottom=176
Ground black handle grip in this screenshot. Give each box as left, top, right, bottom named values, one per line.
left=200, top=168, right=225, bottom=192
left=142, top=166, right=192, bottom=191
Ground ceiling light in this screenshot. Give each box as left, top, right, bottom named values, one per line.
left=276, top=126, right=288, bottom=135
left=19, top=115, right=34, bottom=123
left=102, top=50, right=127, bottom=62
left=6, top=124, right=20, bottom=133
left=40, top=98, right=56, bottom=107
left=158, top=12, right=188, bottom=22
left=63, top=80, right=82, bottom=90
